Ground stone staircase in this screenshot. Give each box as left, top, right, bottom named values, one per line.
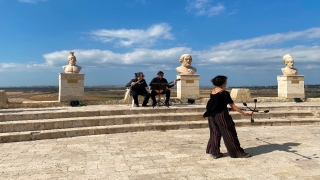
left=0, top=104, right=319, bottom=143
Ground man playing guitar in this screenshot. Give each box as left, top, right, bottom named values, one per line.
left=149, top=71, right=177, bottom=106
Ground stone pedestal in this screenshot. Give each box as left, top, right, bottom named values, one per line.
left=277, top=75, right=305, bottom=98
left=59, top=73, right=85, bottom=102
left=177, top=74, right=199, bottom=99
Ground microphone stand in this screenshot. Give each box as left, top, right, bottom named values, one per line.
left=242, top=99, right=269, bottom=123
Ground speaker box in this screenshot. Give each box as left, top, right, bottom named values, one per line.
left=70, top=100, right=80, bottom=107
left=187, top=98, right=195, bottom=104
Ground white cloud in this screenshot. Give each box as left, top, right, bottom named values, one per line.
left=19, top=0, right=46, bottom=3
left=89, top=23, right=174, bottom=47
left=197, top=45, right=320, bottom=70
left=186, top=0, right=225, bottom=17
left=41, top=47, right=191, bottom=68
left=0, top=62, right=48, bottom=72
left=194, top=27, right=320, bottom=69
left=213, top=27, right=320, bottom=50
left=2, top=27, right=320, bottom=73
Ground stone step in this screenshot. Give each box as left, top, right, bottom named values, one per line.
left=0, top=106, right=317, bottom=122
left=0, top=111, right=316, bottom=133
left=1, top=118, right=320, bottom=143
left=0, top=113, right=202, bottom=133
left=235, top=118, right=320, bottom=126
left=0, top=107, right=205, bottom=122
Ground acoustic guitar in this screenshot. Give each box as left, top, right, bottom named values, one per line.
left=153, top=78, right=181, bottom=93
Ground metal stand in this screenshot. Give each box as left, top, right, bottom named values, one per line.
left=242, top=99, right=269, bottom=123
left=155, top=93, right=167, bottom=107
left=151, top=83, right=169, bottom=108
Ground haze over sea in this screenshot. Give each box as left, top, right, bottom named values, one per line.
left=1, top=0, right=320, bottom=87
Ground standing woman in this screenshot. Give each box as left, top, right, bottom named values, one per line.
left=203, top=75, right=252, bottom=159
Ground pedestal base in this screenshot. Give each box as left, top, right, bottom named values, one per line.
left=59, top=73, right=85, bottom=102
left=177, top=74, right=199, bottom=99
left=277, top=75, right=305, bottom=98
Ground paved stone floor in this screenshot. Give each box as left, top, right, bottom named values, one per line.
left=0, top=125, right=319, bottom=180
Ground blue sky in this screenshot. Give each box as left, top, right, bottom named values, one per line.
left=1, top=0, right=320, bottom=87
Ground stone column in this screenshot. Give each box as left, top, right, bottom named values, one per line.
left=177, top=74, right=199, bottom=99
left=0, top=90, right=8, bottom=109
left=277, top=75, right=305, bottom=98
left=59, top=73, right=85, bottom=102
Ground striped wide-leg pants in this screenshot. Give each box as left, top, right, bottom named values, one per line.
left=206, top=110, right=244, bottom=157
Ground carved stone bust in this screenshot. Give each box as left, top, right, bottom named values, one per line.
left=281, top=54, right=297, bottom=76
left=175, top=54, right=197, bottom=75
left=62, top=52, right=82, bottom=74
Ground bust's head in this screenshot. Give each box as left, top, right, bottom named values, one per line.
left=68, top=52, right=77, bottom=66
left=283, top=54, right=294, bottom=69
left=179, top=54, right=192, bottom=68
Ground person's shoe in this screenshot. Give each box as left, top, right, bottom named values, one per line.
left=165, top=102, right=171, bottom=106
left=211, top=153, right=223, bottom=159
left=152, top=102, right=157, bottom=106
left=236, top=152, right=251, bottom=158
left=134, top=104, right=140, bottom=107
left=142, top=104, right=149, bottom=107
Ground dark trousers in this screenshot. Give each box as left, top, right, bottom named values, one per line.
left=131, top=90, right=150, bottom=106
left=150, top=89, right=170, bottom=104
left=206, top=111, right=244, bottom=157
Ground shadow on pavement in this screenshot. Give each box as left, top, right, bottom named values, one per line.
left=246, top=138, right=319, bottom=160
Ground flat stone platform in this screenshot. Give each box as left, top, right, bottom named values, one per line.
left=0, top=102, right=319, bottom=179
left=0, top=125, right=319, bottom=179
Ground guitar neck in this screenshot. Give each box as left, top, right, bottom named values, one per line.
left=168, top=78, right=181, bottom=84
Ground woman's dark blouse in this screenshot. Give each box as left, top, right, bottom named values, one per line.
left=203, top=90, right=234, bottom=117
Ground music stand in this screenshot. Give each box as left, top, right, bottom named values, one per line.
left=151, top=83, right=168, bottom=107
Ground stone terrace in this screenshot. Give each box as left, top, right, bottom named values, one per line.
left=0, top=102, right=320, bottom=143
left=0, top=102, right=320, bottom=179
left=0, top=125, right=319, bottom=179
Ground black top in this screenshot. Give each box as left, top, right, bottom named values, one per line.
left=149, top=77, right=175, bottom=88
left=126, top=78, right=148, bottom=92
left=203, top=90, right=234, bottom=117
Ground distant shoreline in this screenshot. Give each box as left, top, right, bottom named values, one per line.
left=1, top=84, right=320, bottom=90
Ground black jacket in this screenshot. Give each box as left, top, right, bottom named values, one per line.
left=149, top=77, right=174, bottom=89
left=203, top=90, right=234, bottom=117
left=126, top=78, right=148, bottom=92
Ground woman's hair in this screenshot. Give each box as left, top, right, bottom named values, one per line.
left=211, top=75, right=228, bottom=86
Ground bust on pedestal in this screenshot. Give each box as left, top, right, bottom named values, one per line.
left=59, top=52, right=85, bottom=102
left=277, top=54, right=304, bottom=98
left=176, top=54, right=199, bottom=99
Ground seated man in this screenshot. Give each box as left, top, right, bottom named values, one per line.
left=149, top=71, right=177, bottom=106
left=126, top=72, right=150, bottom=107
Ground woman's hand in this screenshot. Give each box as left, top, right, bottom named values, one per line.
left=243, top=111, right=253, bottom=116
left=229, top=103, right=253, bottom=116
